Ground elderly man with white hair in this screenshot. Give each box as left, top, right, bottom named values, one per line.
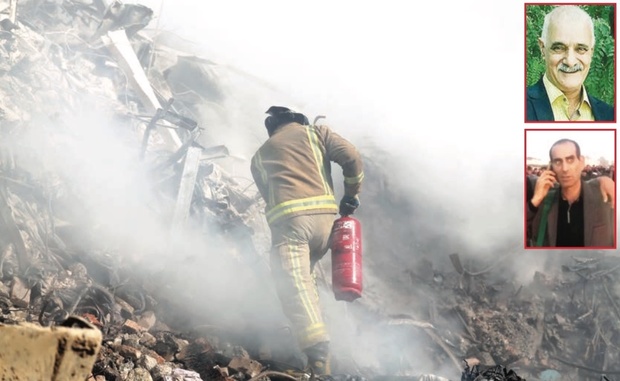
left=526, top=5, right=614, bottom=121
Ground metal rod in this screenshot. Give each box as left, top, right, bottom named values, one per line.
left=9, top=0, right=17, bottom=23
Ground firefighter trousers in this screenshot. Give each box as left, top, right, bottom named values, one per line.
left=269, top=213, right=335, bottom=351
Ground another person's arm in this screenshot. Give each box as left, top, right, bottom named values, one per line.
left=590, top=176, right=615, bottom=209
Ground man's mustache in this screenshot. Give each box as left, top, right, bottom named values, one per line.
left=558, top=63, right=584, bottom=73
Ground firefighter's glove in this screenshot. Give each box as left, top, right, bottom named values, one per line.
left=339, top=195, right=359, bottom=216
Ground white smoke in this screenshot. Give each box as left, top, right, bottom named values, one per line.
left=136, top=0, right=528, bottom=252
left=125, top=0, right=559, bottom=376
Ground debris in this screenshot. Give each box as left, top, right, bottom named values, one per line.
left=539, top=369, right=562, bottom=381
left=170, top=368, right=203, bottom=381
left=0, top=317, right=102, bottom=380
left=170, top=146, right=202, bottom=234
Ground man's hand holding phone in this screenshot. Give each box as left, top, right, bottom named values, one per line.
left=531, top=166, right=558, bottom=208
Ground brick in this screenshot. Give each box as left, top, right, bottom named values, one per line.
left=122, top=319, right=145, bottom=334
left=120, top=345, right=142, bottom=361
left=137, top=310, right=157, bottom=331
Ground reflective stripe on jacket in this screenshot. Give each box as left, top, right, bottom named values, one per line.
left=251, top=122, right=363, bottom=225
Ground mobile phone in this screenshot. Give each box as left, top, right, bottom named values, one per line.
left=547, top=163, right=559, bottom=187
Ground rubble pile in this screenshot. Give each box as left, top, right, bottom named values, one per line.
left=392, top=253, right=620, bottom=380
left=1, top=1, right=273, bottom=380
left=0, top=1, right=619, bottom=381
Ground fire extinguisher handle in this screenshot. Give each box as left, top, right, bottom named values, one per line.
left=339, top=195, right=359, bottom=216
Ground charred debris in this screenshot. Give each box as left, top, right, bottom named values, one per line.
left=1, top=1, right=620, bottom=381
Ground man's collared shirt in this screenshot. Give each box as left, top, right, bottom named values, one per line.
left=543, top=74, right=594, bottom=121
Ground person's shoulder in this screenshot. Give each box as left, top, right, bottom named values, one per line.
left=310, top=124, right=336, bottom=137
left=252, top=140, right=271, bottom=159
left=584, top=178, right=599, bottom=188
left=526, top=77, right=546, bottom=97
left=589, top=93, right=613, bottom=106
left=250, top=149, right=260, bottom=163
left=582, top=178, right=607, bottom=204
left=588, top=94, right=614, bottom=120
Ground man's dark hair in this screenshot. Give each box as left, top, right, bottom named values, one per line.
left=548, top=138, right=581, bottom=160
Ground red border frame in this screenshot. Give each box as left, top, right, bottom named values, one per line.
left=524, top=128, right=617, bottom=250
left=524, top=3, right=617, bottom=123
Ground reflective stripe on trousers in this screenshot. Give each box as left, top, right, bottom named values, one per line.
left=269, top=213, right=335, bottom=350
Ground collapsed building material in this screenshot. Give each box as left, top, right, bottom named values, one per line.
left=0, top=0, right=16, bottom=25
left=0, top=186, right=29, bottom=273
left=0, top=316, right=102, bottom=380
left=170, top=146, right=202, bottom=234
left=9, top=0, right=16, bottom=23
left=92, top=0, right=153, bottom=41
left=163, top=55, right=226, bottom=105
left=102, top=28, right=182, bottom=150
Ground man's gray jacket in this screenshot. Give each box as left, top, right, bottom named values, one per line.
left=528, top=179, right=615, bottom=247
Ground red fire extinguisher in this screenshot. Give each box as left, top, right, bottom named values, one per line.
left=331, top=215, right=363, bottom=302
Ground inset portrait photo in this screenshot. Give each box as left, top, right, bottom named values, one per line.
left=525, top=129, right=616, bottom=249
left=525, top=4, right=616, bottom=122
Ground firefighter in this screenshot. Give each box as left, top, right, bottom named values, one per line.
left=250, top=106, right=364, bottom=375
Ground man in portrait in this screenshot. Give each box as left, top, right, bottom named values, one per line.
left=527, top=138, right=615, bottom=248
left=526, top=5, right=615, bottom=122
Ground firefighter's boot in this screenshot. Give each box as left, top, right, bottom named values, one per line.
left=304, top=341, right=331, bottom=376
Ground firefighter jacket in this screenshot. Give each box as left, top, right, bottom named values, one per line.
left=251, top=122, right=364, bottom=226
